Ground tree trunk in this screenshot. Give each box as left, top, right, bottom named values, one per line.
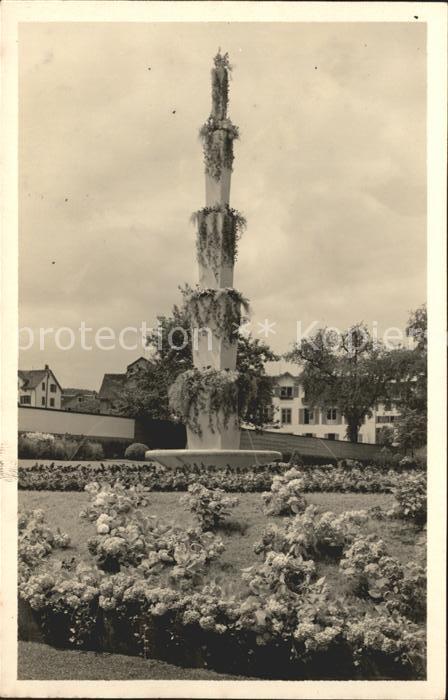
left=346, top=422, right=359, bottom=443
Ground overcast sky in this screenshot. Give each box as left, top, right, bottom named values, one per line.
left=19, top=22, right=426, bottom=390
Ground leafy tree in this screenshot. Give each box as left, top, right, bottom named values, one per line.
left=376, top=425, right=395, bottom=449
left=115, top=288, right=277, bottom=427
left=236, top=334, right=278, bottom=429
left=285, top=324, right=397, bottom=443
left=395, top=408, right=426, bottom=456
left=393, top=305, right=427, bottom=453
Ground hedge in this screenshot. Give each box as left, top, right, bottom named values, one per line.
left=18, top=461, right=423, bottom=494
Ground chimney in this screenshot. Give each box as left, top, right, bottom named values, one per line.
left=44, top=364, right=49, bottom=370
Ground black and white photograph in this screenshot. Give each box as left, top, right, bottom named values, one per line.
left=1, top=2, right=446, bottom=698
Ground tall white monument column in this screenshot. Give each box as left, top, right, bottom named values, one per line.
left=148, top=53, right=281, bottom=470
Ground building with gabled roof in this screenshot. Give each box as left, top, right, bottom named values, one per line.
left=18, top=364, right=62, bottom=409
left=62, top=388, right=100, bottom=413
left=98, top=356, right=151, bottom=414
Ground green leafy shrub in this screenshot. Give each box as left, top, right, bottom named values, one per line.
left=19, top=509, right=70, bottom=581
left=243, top=552, right=316, bottom=596
left=345, top=608, right=426, bottom=675
left=387, top=472, right=427, bottom=528
left=262, top=468, right=308, bottom=516
left=292, top=580, right=348, bottom=657
left=18, top=433, right=107, bottom=460
left=78, top=441, right=104, bottom=461
left=254, top=505, right=368, bottom=561
left=124, top=443, right=150, bottom=461
left=18, top=432, right=56, bottom=459
left=180, top=483, right=239, bottom=530
left=340, top=534, right=426, bottom=622
left=80, top=482, right=224, bottom=580
left=289, top=450, right=305, bottom=467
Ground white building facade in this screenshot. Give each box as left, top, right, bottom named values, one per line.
left=268, top=371, right=400, bottom=445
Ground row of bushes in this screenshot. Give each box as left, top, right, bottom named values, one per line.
left=17, top=432, right=143, bottom=461
left=18, top=433, right=106, bottom=461
left=289, top=450, right=425, bottom=471
left=19, top=460, right=422, bottom=494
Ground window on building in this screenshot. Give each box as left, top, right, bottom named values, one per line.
left=263, top=405, right=274, bottom=422
left=50, top=383, right=57, bottom=393
left=326, top=433, right=338, bottom=440
left=50, top=398, right=55, bottom=407
left=357, top=434, right=363, bottom=442
left=280, top=386, right=293, bottom=399
left=78, top=396, right=84, bottom=403
left=20, top=395, right=31, bottom=405
left=41, top=397, right=46, bottom=406
left=326, top=408, right=337, bottom=421
left=303, top=432, right=314, bottom=438
left=281, top=408, right=292, bottom=424
left=304, top=408, right=314, bottom=424
left=42, top=382, right=45, bottom=390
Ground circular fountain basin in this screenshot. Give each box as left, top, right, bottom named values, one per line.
left=146, top=449, right=282, bottom=469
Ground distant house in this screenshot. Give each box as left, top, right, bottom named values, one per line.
left=18, top=364, right=62, bottom=409
left=62, top=388, right=100, bottom=413
left=98, top=357, right=151, bottom=414
left=266, top=364, right=401, bottom=445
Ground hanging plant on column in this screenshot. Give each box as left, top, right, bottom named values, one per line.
left=211, top=51, right=231, bottom=120
left=199, top=118, right=239, bottom=180
left=199, top=51, right=239, bottom=181
left=192, top=205, right=246, bottom=278
left=185, top=287, right=250, bottom=343
left=168, top=367, right=239, bottom=436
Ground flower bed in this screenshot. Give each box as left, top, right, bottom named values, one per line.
left=18, top=483, right=426, bottom=680
left=18, top=460, right=422, bottom=494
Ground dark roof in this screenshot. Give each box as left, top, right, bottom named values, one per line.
left=98, top=373, right=126, bottom=402
left=127, top=356, right=151, bottom=371
left=63, top=394, right=101, bottom=412
left=272, top=372, right=302, bottom=384
left=18, top=368, right=62, bottom=392
left=62, top=387, right=97, bottom=397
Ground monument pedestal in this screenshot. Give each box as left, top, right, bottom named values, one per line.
left=147, top=449, right=282, bottom=470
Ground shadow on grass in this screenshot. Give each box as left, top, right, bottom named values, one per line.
left=216, top=519, right=249, bottom=535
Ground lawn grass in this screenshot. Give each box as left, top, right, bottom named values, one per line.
left=19, top=490, right=417, bottom=592
left=18, top=641, right=247, bottom=680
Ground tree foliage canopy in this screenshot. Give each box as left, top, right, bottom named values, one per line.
left=285, top=323, right=400, bottom=443
left=114, top=287, right=277, bottom=428
left=392, top=305, right=427, bottom=453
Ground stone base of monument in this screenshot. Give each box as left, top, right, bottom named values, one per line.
left=146, top=449, right=282, bottom=469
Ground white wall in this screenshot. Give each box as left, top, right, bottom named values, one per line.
left=19, top=406, right=134, bottom=439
